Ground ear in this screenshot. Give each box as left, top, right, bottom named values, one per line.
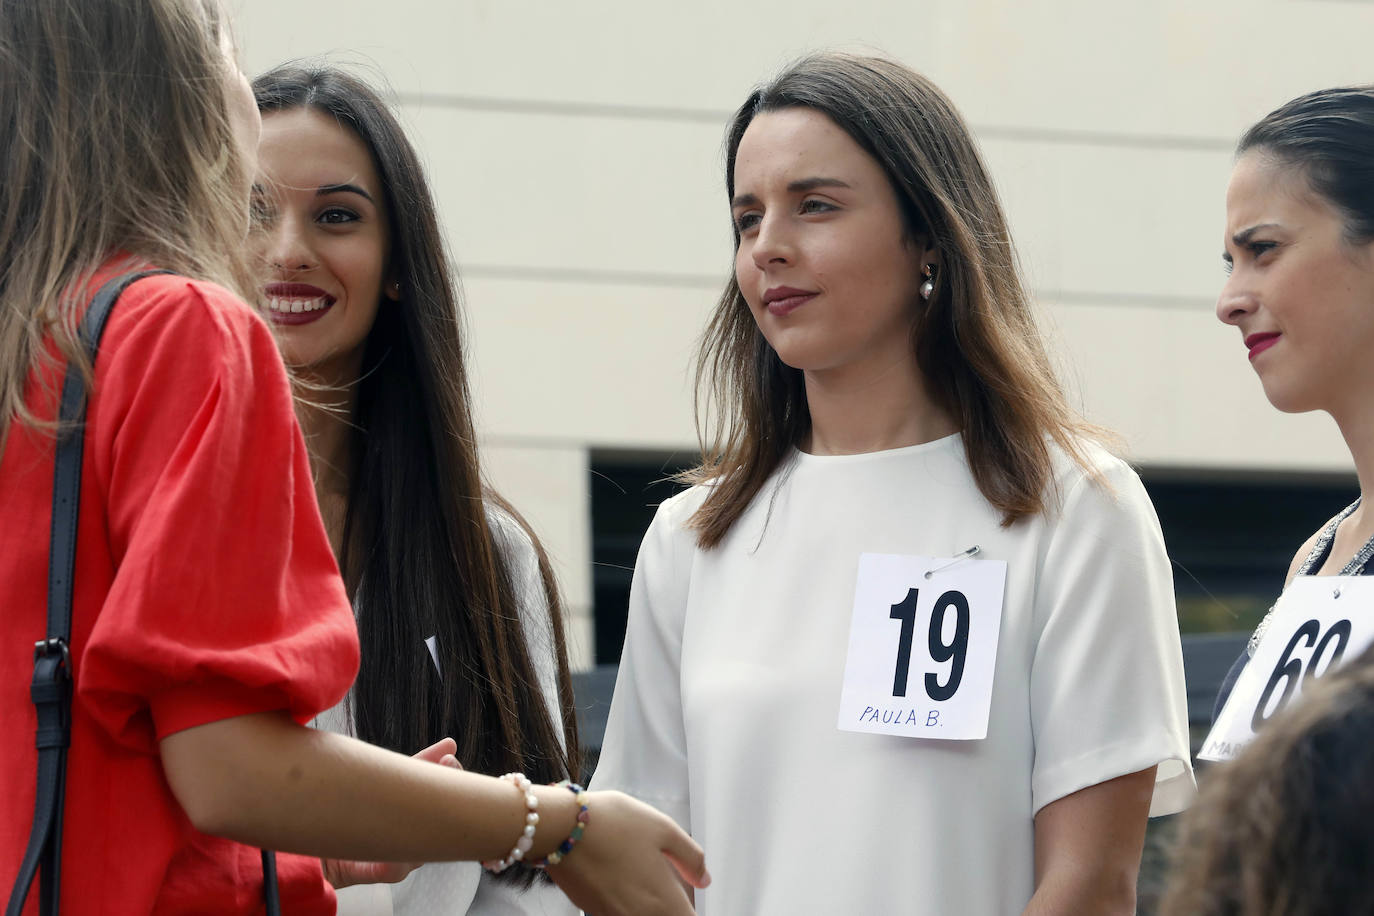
left=910, top=232, right=941, bottom=271
left=384, top=276, right=402, bottom=302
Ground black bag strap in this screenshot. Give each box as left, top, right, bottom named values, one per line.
left=7, top=270, right=280, bottom=915
left=7, top=270, right=166, bottom=916
left=261, top=849, right=281, bottom=916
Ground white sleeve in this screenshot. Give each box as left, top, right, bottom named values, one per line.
left=588, top=495, right=694, bottom=832
left=465, top=513, right=579, bottom=916
left=498, top=517, right=567, bottom=746
left=1029, top=458, right=1196, bottom=817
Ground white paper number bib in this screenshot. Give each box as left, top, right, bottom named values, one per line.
left=838, top=552, right=1007, bottom=740
left=1200, top=575, right=1374, bottom=762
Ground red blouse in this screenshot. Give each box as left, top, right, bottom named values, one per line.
left=1, top=268, right=359, bottom=913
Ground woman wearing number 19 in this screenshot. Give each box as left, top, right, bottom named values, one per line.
left=592, top=52, right=1193, bottom=915
left=1210, top=87, right=1374, bottom=719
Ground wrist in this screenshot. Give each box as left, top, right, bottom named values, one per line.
left=531, top=782, right=589, bottom=868
left=480, top=774, right=581, bottom=873
left=528, top=784, right=580, bottom=860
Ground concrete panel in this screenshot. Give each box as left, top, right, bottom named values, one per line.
left=462, top=277, right=1351, bottom=473
left=480, top=442, right=596, bottom=670
left=975, top=138, right=1235, bottom=301
left=235, top=0, right=948, bottom=113
left=1046, top=297, right=1350, bottom=471
left=402, top=104, right=732, bottom=288
left=236, top=0, right=1369, bottom=482
left=387, top=105, right=1236, bottom=301
left=462, top=276, right=711, bottom=449
left=934, top=0, right=1374, bottom=141
left=238, top=0, right=1374, bottom=143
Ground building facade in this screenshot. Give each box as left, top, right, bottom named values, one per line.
left=239, top=0, right=1368, bottom=668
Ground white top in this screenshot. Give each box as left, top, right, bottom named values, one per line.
left=592, top=435, right=1194, bottom=915
left=317, top=511, right=578, bottom=916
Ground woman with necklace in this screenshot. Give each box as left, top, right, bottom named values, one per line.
left=1212, top=86, right=1374, bottom=718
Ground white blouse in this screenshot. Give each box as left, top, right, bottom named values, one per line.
left=318, top=511, right=578, bottom=916
left=593, top=435, right=1194, bottom=915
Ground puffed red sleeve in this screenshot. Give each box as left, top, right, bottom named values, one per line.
left=77, top=275, right=359, bottom=751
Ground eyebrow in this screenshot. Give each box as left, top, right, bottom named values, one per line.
left=1222, top=222, right=1283, bottom=262
left=1231, top=223, right=1280, bottom=246
left=731, top=176, right=853, bottom=209
left=317, top=183, right=375, bottom=203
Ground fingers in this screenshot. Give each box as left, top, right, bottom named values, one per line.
left=637, top=799, right=708, bottom=889
left=321, top=857, right=424, bottom=889
left=412, top=736, right=458, bottom=764
left=439, top=754, right=462, bottom=770
left=662, top=832, right=710, bottom=890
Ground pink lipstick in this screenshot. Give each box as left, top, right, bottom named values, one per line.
left=1244, top=332, right=1281, bottom=361
left=763, top=286, right=817, bottom=317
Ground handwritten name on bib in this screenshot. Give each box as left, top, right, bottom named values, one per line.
left=1200, top=575, right=1374, bottom=762
left=838, top=552, right=1007, bottom=740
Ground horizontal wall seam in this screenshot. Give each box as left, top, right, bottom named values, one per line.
left=461, top=263, right=1213, bottom=309
left=398, top=92, right=1234, bottom=152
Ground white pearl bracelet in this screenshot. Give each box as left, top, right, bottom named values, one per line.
left=481, top=773, right=540, bottom=873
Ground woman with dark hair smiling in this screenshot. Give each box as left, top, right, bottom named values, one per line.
left=593, top=52, right=1193, bottom=915
left=251, top=64, right=582, bottom=914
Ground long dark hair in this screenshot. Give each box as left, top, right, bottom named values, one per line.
left=1237, top=85, right=1374, bottom=244
left=1160, top=645, right=1374, bottom=915
left=687, top=52, right=1103, bottom=548
left=252, top=66, right=579, bottom=798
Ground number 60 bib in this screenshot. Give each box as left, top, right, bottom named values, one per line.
left=1200, top=575, right=1374, bottom=762
left=838, top=552, right=1007, bottom=740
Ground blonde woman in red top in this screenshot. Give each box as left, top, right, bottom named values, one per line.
left=0, top=1, right=706, bottom=913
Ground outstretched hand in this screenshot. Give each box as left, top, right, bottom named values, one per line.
left=321, top=737, right=462, bottom=889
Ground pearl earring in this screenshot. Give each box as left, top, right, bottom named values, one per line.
left=919, top=264, right=936, bottom=300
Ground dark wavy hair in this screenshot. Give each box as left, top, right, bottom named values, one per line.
left=252, top=65, right=579, bottom=822
left=686, top=52, right=1103, bottom=547
left=1237, top=85, right=1374, bottom=245
left=1161, top=644, right=1374, bottom=915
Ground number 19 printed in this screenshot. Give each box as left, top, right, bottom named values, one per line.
left=838, top=553, right=1007, bottom=741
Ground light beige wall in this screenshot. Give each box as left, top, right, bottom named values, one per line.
left=237, top=0, right=1369, bottom=664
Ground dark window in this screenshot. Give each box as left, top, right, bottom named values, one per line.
left=589, top=452, right=696, bottom=664
left=592, top=455, right=1358, bottom=658
left=1140, top=470, right=1357, bottom=635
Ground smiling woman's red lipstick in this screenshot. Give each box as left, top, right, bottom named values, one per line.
left=264, top=282, right=336, bottom=326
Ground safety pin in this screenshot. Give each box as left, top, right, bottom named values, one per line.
left=925, top=545, right=981, bottom=579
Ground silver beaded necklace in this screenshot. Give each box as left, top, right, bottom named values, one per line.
left=1247, top=498, right=1374, bottom=656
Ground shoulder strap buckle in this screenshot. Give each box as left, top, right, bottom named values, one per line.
left=32, top=637, right=70, bottom=669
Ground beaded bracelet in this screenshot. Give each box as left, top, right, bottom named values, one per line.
left=481, top=773, right=540, bottom=874
left=533, top=780, right=589, bottom=868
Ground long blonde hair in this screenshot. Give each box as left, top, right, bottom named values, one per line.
left=688, top=53, right=1104, bottom=547
left=0, top=0, right=257, bottom=449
